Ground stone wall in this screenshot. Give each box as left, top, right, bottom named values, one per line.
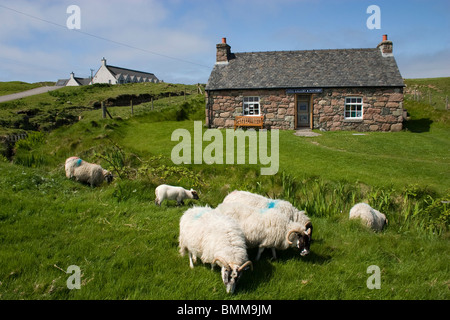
left=206, top=87, right=403, bottom=131
left=312, top=87, right=404, bottom=132
left=206, top=89, right=295, bottom=130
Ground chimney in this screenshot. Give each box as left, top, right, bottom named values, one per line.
left=216, top=37, right=231, bottom=64
left=101, top=57, right=107, bottom=66
left=377, top=34, right=393, bottom=57
left=70, top=72, right=75, bottom=79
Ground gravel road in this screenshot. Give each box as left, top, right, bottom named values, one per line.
left=0, top=86, right=64, bottom=103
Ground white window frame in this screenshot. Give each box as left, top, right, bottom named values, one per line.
left=243, top=96, right=260, bottom=116
left=344, top=97, right=363, bottom=119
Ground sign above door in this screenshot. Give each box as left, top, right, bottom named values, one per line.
left=286, top=88, right=323, bottom=94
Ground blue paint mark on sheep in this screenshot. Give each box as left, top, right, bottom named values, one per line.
left=268, top=200, right=278, bottom=208
left=194, top=209, right=210, bottom=220
left=260, top=200, right=279, bottom=214
left=75, top=158, right=82, bottom=167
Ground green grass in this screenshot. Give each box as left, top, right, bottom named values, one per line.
left=0, top=79, right=449, bottom=300
left=404, top=77, right=450, bottom=111
left=0, top=161, right=448, bottom=299
left=0, top=82, right=200, bottom=135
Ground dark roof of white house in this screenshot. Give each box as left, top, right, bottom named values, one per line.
left=206, top=48, right=404, bottom=90
left=74, top=77, right=92, bottom=85
left=56, top=77, right=91, bottom=86
left=55, top=79, right=69, bottom=86
left=106, top=65, right=158, bottom=81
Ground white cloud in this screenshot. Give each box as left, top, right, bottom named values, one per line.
left=0, top=0, right=212, bottom=83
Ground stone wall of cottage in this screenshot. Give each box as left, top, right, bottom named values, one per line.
left=206, top=87, right=403, bottom=132
left=206, top=89, right=295, bottom=130
left=313, top=87, right=404, bottom=132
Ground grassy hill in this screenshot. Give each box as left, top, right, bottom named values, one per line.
left=404, top=77, right=450, bottom=111
left=0, top=79, right=448, bottom=300
left=0, top=82, right=200, bottom=135
left=0, top=81, right=55, bottom=96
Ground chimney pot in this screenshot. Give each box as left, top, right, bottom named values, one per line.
left=216, top=38, right=231, bottom=64
left=377, top=35, right=393, bottom=57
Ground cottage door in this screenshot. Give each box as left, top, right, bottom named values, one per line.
left=296, top=95, right=310, bottom=127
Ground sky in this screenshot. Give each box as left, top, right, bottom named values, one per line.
left=0, top=0, right=449, bottom=84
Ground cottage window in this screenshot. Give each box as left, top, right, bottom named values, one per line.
left=344, top=97, right=363, bottom=119
left=243, top=97, right=260, bottom=116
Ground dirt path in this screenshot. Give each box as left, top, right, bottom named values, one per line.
left=0, top=86, right=64, bottom=103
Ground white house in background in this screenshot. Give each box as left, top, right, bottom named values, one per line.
left=56, top=72, right=91, bottom=86
left=91, top=58, right=159, bottom=85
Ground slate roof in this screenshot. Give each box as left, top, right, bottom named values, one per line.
left=106, top=65, right=158, bottom=81
left=73, top=77, right=92, bottom=85
left=56, top=77, right=90, bottom=86
left=206, top=48, right=404, bottom=90
left=55, top=79, right=69, bottom=86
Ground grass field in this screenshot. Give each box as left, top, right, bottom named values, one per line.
left=0, top=79, right=448, bottom=300
left=0, top=81, right=199, bottom=135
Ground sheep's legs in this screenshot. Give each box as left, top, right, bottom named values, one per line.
left=255, top=247, right=265, bottom=261
left=188, top=252, right=195, bottom=269
left=255, top=247, right=277, bottom=261
left=271, top=248, right=277, bottom=260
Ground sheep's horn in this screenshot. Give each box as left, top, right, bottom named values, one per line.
left=213, top=257, right=230, bottom=270
left=286, top=230, right=299, bottom=245
left=305, top=222, right=313, bottom=236
left=238, top=261, right=253, bottom=272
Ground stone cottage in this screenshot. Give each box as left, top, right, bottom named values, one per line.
left=205, top=35, right=405, bottom=131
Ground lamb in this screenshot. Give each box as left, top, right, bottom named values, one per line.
left=179, top=206, right=252, bottom=294
left=223, top=190, right=313, bottom=256
left=65, top=157, right=113, bottom=187
left=349, top=202, right=387, bottom=231
left=216, top=201, right=311, bottom=260
left=155, top=184, right=199, bottom=206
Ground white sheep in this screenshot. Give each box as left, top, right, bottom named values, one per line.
left=65, top=157, right=113, bottom=187
left=155, top=184, right=199, bottom=206
left=223, top=190, right=310, bottom=223
left=216, top=201, right=310, bottom=260
left=223, top=190, right=313, bottom=256
left=179, top=206, right=252, bottom=294
left=349, top=202, right=387, bottom=231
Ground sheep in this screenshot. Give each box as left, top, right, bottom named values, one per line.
left=64, top=157, right=113, bottom=187
left=155, top=184, right=199, bottom=206
left=223, top=190, right=313, bottom=256
left=179, top=206, right=252, bottom=294
left=349, top=202, right=387, bottom=231
left=216, top=201, right=311, bottom=261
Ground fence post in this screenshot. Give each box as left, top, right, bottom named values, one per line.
left=131, top=99, right=134, bottom=115
left=446, top=95, right=448, bottom=110
left=102, top=101, right=106, bottom=119
left=151, top=97, right=154, bottom=110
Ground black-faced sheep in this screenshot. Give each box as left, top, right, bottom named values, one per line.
left=179, top=206, right=252, bottom=294
left=216, top=201, right=310, bottom=260
left=223, top=190, right=313, bottom=256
